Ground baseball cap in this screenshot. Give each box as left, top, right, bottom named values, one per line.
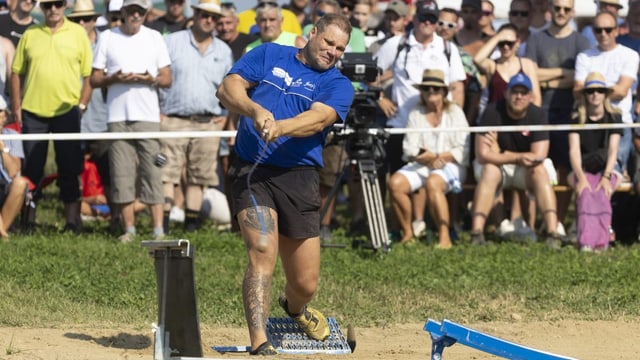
left=122, top=0, right=151, bottom=9
left=108, top=0, right=123, bottom=12
left=385, top=0, right=408, bottom=17
left=415, top=0, right=438, bottom=18
left=507, top=73, right=532, bottom=91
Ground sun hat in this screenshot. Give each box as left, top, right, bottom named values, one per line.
left=412, top=69, right=448, bottom=89
left=68, top=0, right=100, bottom=18
left=583, top=72, right=613, bottom=93
left=191, top=0, right=222, bottom=14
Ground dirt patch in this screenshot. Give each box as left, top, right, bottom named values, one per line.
left=0, top=321, right=638, bottom=359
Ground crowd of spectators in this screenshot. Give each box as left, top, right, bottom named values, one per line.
left=0, top=0, right=639, bottom=250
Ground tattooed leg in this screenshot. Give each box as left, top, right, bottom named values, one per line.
left=243, top=268, right=272, bottom=349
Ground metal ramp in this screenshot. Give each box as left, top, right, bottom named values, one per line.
left=425, top=319, right=578, bottom=360
left=213, top=317, right=352, bottom=355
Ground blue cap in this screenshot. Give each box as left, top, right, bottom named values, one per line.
left=507, top=73, right=532, bottom=91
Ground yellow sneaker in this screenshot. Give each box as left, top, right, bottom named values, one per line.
left=279, top=295, right=330, bottom=341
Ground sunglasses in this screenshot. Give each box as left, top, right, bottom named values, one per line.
left=593, top=26, right=615, bottom=34
left=497, top=40, right=516, bottom=48
left=41, top=0, right=65, bottom=10
left=315, top=9, right=327, bottom=17
left=510, top=88, right=529, bottom=95
left=198, top=10, right=219, bottom=20
left=553, top=5, right=572, bottom=13
left=221, top=2, right=235, bottom=9
left=482, top=10, right=493, bottom=16
left=420, top=85, right=443, bottom=92
left=70, top=15, right=96, bottom=22
left=437, top=20, right=457, bottom=29
left=585, top=88, right=607, bottom=95
left=416, top=13, right=438, bottom=24
left=509, top=10, right=529, bottom=17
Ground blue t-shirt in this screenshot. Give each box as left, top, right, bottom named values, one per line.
left=230, top=43, right=354, bottom=168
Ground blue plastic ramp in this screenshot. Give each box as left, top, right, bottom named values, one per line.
left=424, top=319, right=579, bottom=360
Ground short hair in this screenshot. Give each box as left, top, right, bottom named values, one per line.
left=440, top=7, right=459, bottom=20
left=315, top=12, right=352, bottom=37
left=510, top=0, right=532, bottom=10
left=314, top=0, right=340, bottom=11
left=594, top=10, right=618, bottom=27
left=497, top=22, right=518, bottom=33
left=482, top=0, right=494, bottom=11
left=256, top=2, right=282, bottom=21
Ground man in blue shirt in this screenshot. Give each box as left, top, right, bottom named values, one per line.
left=217, top=13, right=354, bottom=356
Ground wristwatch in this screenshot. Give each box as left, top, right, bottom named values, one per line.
left=78, top=103, right=87, bottom=111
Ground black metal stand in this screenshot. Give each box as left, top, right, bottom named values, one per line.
left=141, top=240, right=202, bottom=359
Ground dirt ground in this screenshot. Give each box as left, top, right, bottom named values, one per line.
left=1, top=320, right=639, bottom=359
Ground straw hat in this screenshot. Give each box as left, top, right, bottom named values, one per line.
left=191, top=0, right=221, bottom=14
left=413, top=69, right=448, bottom=89
left=583, top=72, right=613, bottom=93
left=68, top=0, right=100, bottom=17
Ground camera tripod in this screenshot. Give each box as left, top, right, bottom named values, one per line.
left=321, top=130, right=391, bottom=252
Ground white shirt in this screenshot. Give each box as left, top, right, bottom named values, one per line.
left=93, top=26, right=171, bottom=123
left=374, top=31, right=466, bottom=128
left=575, top=44, right=639, bottom=123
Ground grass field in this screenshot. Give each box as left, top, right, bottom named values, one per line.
left=1, top=185, right=639, bottom=331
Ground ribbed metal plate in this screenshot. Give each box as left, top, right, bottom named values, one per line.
left=267, top=317, right=352, bottom=355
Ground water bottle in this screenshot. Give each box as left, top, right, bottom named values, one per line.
left=444, top=166, right=462, bottom=194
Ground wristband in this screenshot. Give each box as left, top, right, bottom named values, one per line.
left=603, top=173, right=612, bottom=180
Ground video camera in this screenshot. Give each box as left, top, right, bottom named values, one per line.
left=335, top=53, right=387, bottom=162
left=337, top=52, right=380, bottom=128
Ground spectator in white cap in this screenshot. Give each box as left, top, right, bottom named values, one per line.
left=0, top=95, right=27, bottom=241
left=90, top=0, right=172, bottom=242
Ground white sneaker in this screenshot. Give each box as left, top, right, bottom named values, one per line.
left=513, top=218, right=537, bottom=241
left=496, top=219, right=515, bottom=237
left=169, top=206, right=185, bottom=223
left=412, top=220, right=426, bottom=237
left=556, top=222, right=566, bottom=237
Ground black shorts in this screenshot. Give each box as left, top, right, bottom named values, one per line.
left=228, top=158, right=321, bottom=240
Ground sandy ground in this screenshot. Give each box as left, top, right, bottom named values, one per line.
left=1, top=320, right=639, bottom=359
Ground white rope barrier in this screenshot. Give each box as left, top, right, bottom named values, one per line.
left=0, top=122, right=637, bottom=141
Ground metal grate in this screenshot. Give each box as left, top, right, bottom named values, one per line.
left=267, top=317, right=352, bottom=355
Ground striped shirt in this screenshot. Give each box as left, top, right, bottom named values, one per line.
left=159, top=30, right=233, bottom=116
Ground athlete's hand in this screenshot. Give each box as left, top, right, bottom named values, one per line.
left=252, top=108, right=276, bottom=142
